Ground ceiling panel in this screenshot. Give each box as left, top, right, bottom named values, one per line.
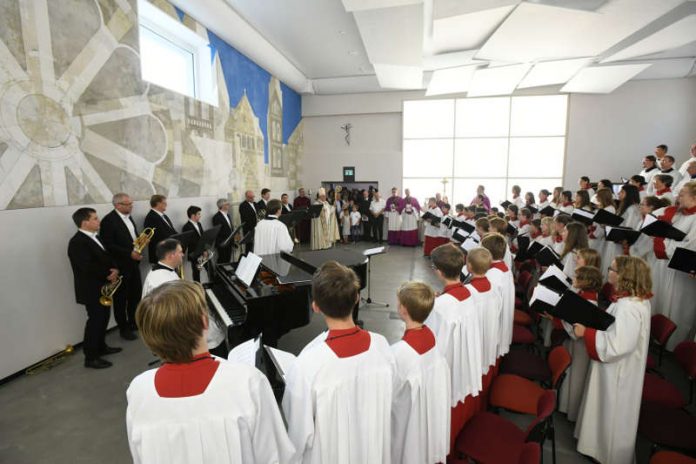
left=467, top=63, right=531, bottom=97
left=629, top=58, right=695, bottom=79
left=432, top=0, right=518, bottom=20
left=342, top=0, right=421, bottom=12
left=561, top=64, right=652, bottom=93
left=425, top=65, right=479, bottom=96
left=636, top=40, right=696, bottom=59
left=423, top=50, right=479, bottom=71
left=517, top=58, right=593, bottom=88
left=430, top=5, right=516, bottom=54
left=353, top=4, right=423, bottom=66
left=603, top=15, right=696, bottom=62
left=373, top=64, right=424, bottom=89
left=311, top=75, right=383, bottom=94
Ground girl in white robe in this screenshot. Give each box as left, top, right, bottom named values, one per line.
left=535, top=217, right=555, bottom=248
left=600, top=184, right=642, bottom=280
left=629, top=196, right=669, bottom=259
left=588, top=188, right=615, bottom=252
left=559, top=222, right=589, bottom=279
left=574, top=256, right=652, bottom=464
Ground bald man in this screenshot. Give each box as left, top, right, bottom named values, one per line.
left=239, top=190, right=258, bottom=253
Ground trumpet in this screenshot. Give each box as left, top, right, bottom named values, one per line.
left=197, top=248, right=215, bottom=270
left=100, top=275, right=123, bottom=306
left=256, top=208, right=267, bottom=221
left=26, top=345, right=75, bottom=375
left=133, top=227, right=155, bottom=254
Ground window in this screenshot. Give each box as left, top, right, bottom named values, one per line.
left=403, top=95, right=567, bottom=207
left=138, top=0, right=217, bottom=105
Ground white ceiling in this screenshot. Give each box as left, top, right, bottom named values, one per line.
left=186, top=0, right=696, bottom=95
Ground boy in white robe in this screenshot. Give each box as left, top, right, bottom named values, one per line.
left=391, top=282, right=450, bottom=464
left=573, top=256, right=652, bottom=464
left=481, top=233, right=515, bottom=358
left=126, top=280, right=294, bottom=464
left=424, top=243, right=482, bottom=453
left=282, top=261, right=396, bottom=464
left=423, top=198, right=446, bottom=256
left=253, top=199, right=294, bottom=255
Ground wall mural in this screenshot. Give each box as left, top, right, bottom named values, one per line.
left=0, top=0, right=303, bottom=210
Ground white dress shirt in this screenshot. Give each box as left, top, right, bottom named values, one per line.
left=117, top=211, right=137, bottom=240
left=80, top=229, right=105, bottom=250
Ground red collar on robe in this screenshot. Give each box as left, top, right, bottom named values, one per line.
left=490, top=260, right=509, bottom=273
left=578, top=290, right=598, bottom=302
left=562, top=201, right=572, bottom=207
left=542, top=232, right=550, bottom=238
left=326, top=327, right=370, bottom=358
left=469, top=276, right=492, bottom=292
left=531, top=230, right=541, bottom=239
left=154, top=352, right=219, bottom=398
left=520, top=219, right=529, bottom=227
left=582, top=186, right=592, bottom=190
left=654, top=206, right=680, bottom=259
left=681, top=205, right=696, bottom=215
left=402, top=325, right=436, bottom=355
left=442, top=282, right=472, bottom=301
left=656, top=187, right=671, bottom=195
left=554, top=235, right=563, bottom=243
left=638, top=186, right=645, bottom=192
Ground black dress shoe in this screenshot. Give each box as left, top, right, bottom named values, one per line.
left=120, top=329, right=137, bottom=341
left=100, top=346, right=123, bottom=355
left=84, top=358, right=112, bottom=369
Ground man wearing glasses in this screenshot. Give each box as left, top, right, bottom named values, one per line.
left=99, top=192, right=142, bottom=341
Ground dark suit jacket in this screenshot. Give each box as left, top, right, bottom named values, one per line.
left=239, top=201, right=258, bottom=235
left=182, top=221, right=204, bottom=261
left=212, top=211, right=233, bottom=246
left=99, top=210, right=140, bottom=274
left=68, top=232, right=116, bottom=306
left=256, top=199, right=268, bottom=213
left=281, top=203, right=292, bottom=215
left=143, top=210, right=177, bottom=264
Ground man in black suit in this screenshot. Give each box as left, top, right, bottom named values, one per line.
left=143, top=194, right=177, bottom=264
left=280, top=193, right=292, bottom=214
left=257, top=188, right=271, bottom=214
left=212, top=198, right=233, bottom=263
left=239, top=190, right=258, bottom=253
left=359, top=189, right=372, bottom=241
left=182, top=205, right=204, bottom=282
left=67, top=208, right=122, bottom=369
left=99, top=193, right=141, bottom=340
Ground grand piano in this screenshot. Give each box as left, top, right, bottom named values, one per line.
left=205, top=248, right=368, bottom=349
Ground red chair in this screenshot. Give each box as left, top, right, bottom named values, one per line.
left=639, top=402, right=696, bottom=454
left=500, top=347, right=559, bottom=386
left=515, top=309, right=534, bottom=326
left=674, top=341, right=696, bottom=404
left=650, top=451, right=696, bottom=464
left=512, top=324, right=536, bottom=347
left=455, top=390, right=556, bottom=464
left=650, top=315, right=677, bottom=366
left=518, top=443, right=541, bottom=464
left=642, top=372, right=687, bottom=409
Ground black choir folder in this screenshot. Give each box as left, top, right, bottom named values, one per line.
left=452, top=219, right=475, bottom=234
left=605, top=226, right=641, bottom=245
left=537, top=246, right=563, bottom=268
left=572, top=208, right=594, bottom=226
left=421, top=211, right=441, bottom=226
left=539, top=206, right=556, bottom=217
left=527, top=241, right=544, bottom=257
left=593, top=209, right=624, bottom=227
left=668, top=247, right=696, bottom=275
left=552, top=291, right=615, bottom=331
left=641, top=216, right=687, bottom=241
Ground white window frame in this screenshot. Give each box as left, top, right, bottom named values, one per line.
left=138, top=0, right=217, bottom=106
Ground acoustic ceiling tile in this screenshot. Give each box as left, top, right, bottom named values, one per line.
left=467, top=63, right=531, bottom=96
left=517, top=58, right=593, bottom=88
left=561, top=64, right=652, bottom=93
left=425, top=65, right=479, bottom=96
left=603, top=15, right=696, bottom=62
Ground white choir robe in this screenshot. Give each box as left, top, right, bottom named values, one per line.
left=126, top=361, right=295, bottom=464
left=645, top=207, right=696, bottom=348
left=655, top=189, right=675, bottom=205
left=679, top=158, right=696, bottom=176
left=575, top=297, right=651, bottom=464
left=674, top=174, right=696, bottom=194
left=465, top=279, right=502, bottom=371
left=534, top=234, right=554, bottom=249
left=425, top=292, right=482, bottom=405
left=253, top=216, right=294, bottom=255
left=310, top=201, right=340, bottom=250
left=588, top=205, right=615, bottom=252
left=424, top=207, right=443, bottom=237
left=600, top=204, right=641, bottom=280
left=561, top=252, right=577, bottom=279
left=386, top=207, right=402, bottom=232
left=486, top=263, right=515, bottom=358
left=538, top=200, right=550, bottom=210
left=558, top=292, right=597, bottom=422
left=282, top=331, right=396, bottom=464
left=401, top=204, right=418, bottom=231
left=559, top=204, right=574, bottom=215
left=391, top=338, right=451, bottom=464
left=512, top=196, right=525, bottom=209
left=641, top=168, right=660, bottom=194
left=503, top=245, right=514, bottom=270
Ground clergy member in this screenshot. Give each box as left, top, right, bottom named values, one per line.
left=282, top=261, right=396, bottom=463
left=400, top=188, right=421, bottom=246
left=573, top=256, right=652, bottom=464
left=385, top=187, right=403, bottom=245
left=391, top=281, right=450, bottom=464
left=253, top=199, right=294, bottom=256
left=310, top=188, right=340, bottom=250
left=127, top=280, right=295, bottom=464
left=293, top=187, right=312, bottom=243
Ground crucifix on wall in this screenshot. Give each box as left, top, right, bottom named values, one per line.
left=340, top=123, right=352, bottom=146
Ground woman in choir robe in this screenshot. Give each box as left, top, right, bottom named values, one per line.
left=385, top=187, right=403, bottom=245
left=558, top=266, right=602, bottom=422
left=574, top=189, right=592, bottom=212
left=524, top=192, right=536, bottom=210
left=310, top=188, right=340, bottom=250
left=423, top=198, right=446, bottom=256
left=126, top=281, right=294, bottom=464
left=644, top=182, right=696, bottom=347
left=589, top=188, right=615, bottom=252
left=391, top=282, right=451, bottom=464
left=538, top=189, right=551, bottom=210
left=574, top=256, right=652, bottom=464
left=552, top=214, right=572, bottom=255
left=600, top=184, right=642, bottom=280
left=653, top=174, right=675, bottom=205
left=506, top=205, right=520, bottom=228
left=559, top=190, right=574, bottom=214
left=535, top=217, right=555, bottom=248
left=510, top=185, right=525, bottom=209
left=400, top=188, right=421, bottom=246
left=518, top=208, right=533, bottom=237
left=630, top=196, right=669, bottom=259
left=550, top=186, right=563, bottom=210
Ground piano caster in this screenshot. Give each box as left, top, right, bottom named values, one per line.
left=360, top=296, right=389, bottom=308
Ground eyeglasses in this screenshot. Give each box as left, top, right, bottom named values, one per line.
left=118, top=202, right=133, bottom=206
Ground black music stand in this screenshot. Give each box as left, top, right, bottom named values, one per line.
left=360, top=246, right=389, bottom=308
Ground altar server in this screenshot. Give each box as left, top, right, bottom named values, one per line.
left=423, top=198, right=445, bottom=256
left=126, top=280, right=295, bottom=464
left=141, top=239, right=183, bottom=297
left=253, top=199, right=294, bottom=255
left=391, top=282, right=450, bottom=464
left=385, top=187, right=403, bottom=245
left=574, top=256, right=652, bottom=464
left=282, top=261, right=396, bottom=464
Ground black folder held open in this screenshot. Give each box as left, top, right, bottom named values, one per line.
left=593, top=209, right=624, bottom=227
left=550, top=291, right=615, bottom=331
left=605, top=226, right=641, bottom=245
left=641, top=216, right=687, bottom=241
left=668, top=247, right=696, bottom=275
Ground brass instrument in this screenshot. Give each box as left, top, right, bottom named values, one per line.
left=133, top=227, right=155, bottom=254
left=26, top=345, right=75, bottom=375
left=256, top=208, right=266, bottom=221
left=99, top=275, right=123, bottom=306
left=197, top=248, right=215, bottom=270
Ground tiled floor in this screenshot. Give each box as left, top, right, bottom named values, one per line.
left=0, top=242, right=691, bottom=463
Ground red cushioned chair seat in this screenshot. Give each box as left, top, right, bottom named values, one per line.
left=490, top=374, right=544, bottom=415
left=515, top=296, right=524, bottom=309
left=650, top=450, right=696, bottom=464
left=514, top=309, right=533, bottom=326
left=518, top=443, right=541, bottom=464
left=642, top=372, right=687, bottom=409
left=500, top=350, right=551, bottom=384
left=512, top=324, right=535, bottom=344
left=550, top=328, right=569, bottom=347
left=455, top=412, right=526, bottom=463
left=639, top=402, right=696, bottom=451
left=646, top=353, right=657, bottom=370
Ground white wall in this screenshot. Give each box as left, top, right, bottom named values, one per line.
left=301, top=78, right=696, bottom=193
left=0, top=196, right=224, bottom=379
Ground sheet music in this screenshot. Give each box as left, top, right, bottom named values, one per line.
left=363, top=246, right=386, bottom=257
left=540, top=265, right=571, bottom=286
left=266, top=346, right=297, bottom=379
left=235, top=252, right=262, bottom=287
left=460, top=236, right=479, bottom=252
left=573, top=208, right=594, bottom=219
left=530, top=285, right=562, bottom=306
left=227, top=336, right=261, bottom=366
left=641, top=214, right=658, bottom=229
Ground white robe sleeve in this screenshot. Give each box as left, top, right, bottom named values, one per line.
left=251, top=374, right=297, bottom=463
left=586, top=302, right=641, bottom=364
left=282, top=362, right=315, bottom=461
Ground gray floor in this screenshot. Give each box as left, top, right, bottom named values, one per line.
left=0, top=242, right=690, bottom=463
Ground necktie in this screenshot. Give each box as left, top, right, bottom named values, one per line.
left=164, top=214, right=174, bottom=230
left=197, top=223, right=202, bottom=235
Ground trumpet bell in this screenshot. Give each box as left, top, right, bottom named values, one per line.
left=99, top=295, right=113, bottom=306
